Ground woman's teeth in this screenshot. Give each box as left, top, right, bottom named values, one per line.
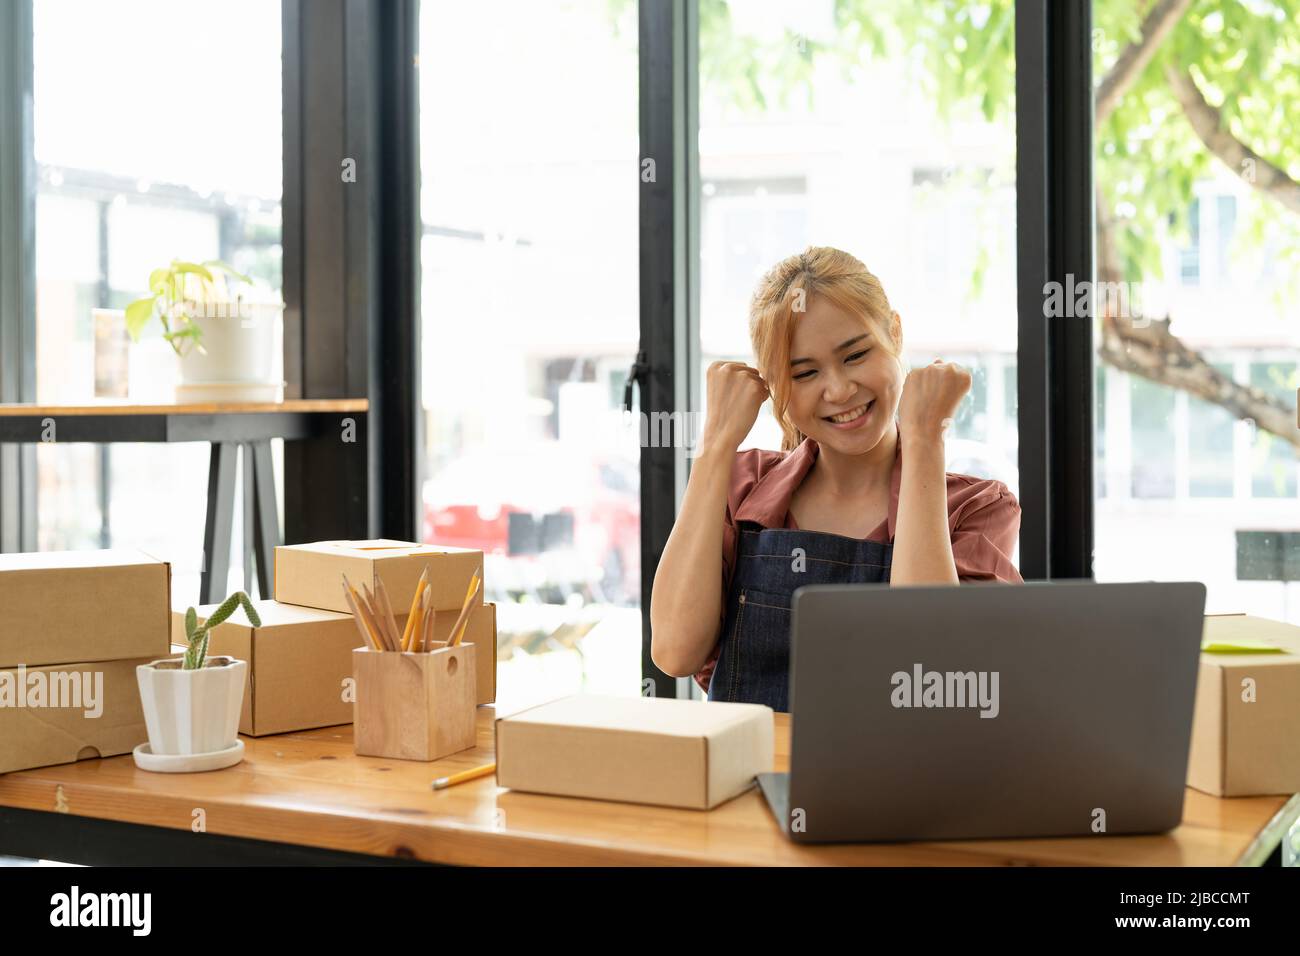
left=826, top=402, right=871, bottom=424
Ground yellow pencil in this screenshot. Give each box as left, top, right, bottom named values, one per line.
left=401, top=566, right=430, bottom=651
left=422, top=601, right=436, bottom=652
left=448, top=573, right=481, bottom=646
left=414, top=588, right=432, bottom=652
left=341, top=584, right=378, bottom=650
left=341, top=575, right=383, bottom=650
left=372, top=576, right=403, bottom=651
left=431, top=762, right=496, bottom=790
left=363, top=581, right=397, bottom=650
left=356, top=582, right=390, bottom=650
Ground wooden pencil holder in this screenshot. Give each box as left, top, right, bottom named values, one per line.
left=352, top=644, right=477, bottom=761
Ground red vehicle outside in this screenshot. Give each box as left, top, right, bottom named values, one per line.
left=422, top=443, right=640, bottom=605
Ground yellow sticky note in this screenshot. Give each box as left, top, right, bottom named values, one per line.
left=1201, top=638, right=1287, bottom=654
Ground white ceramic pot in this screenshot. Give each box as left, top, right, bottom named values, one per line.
left=176, top=301, right=282, bottom=387
left=136, top=655, right=247, bottom=756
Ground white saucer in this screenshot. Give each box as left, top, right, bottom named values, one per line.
left=133, top=739, right=244, bottom=773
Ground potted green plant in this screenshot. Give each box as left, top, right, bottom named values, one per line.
left=134, top=591, right=261, bottom=772
left=124, top=259, right=283, bottom=402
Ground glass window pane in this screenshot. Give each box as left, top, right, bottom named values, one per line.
left=32, top=0, right=283, bottom=603
left=418, top=1, right=640, bottom=712
left=1249, top=362, right=1297, bottom=499
left=1092, top=0, right=1300, bottom=622
left=1129, top=378, right=1176, bottom=499
left=1188, top=361, right=1234, bottom=498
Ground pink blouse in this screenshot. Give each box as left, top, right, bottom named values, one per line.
left=692, top=428, right=1024, bottom=692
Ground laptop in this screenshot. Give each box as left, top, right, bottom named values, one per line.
left=758, top=580, right=1207, bottom=843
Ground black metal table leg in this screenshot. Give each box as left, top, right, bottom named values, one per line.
left=201, top=442, right=238, bottom=604
left=241, top=442, right=256, bottom=598
left=250, top=440, right=280, bottom=600
left=96, top=445, right=111, bottom=548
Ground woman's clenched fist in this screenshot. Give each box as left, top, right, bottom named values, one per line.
left=700, top=361, right=770, bottom=453
left=897, top=359, right=972, bottom=443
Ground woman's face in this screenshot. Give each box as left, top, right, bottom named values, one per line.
left=784, top=293, right=903, bottom=454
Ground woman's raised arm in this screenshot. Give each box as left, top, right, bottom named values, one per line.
left=891, top=359, right=971, bottom=586
left=649, top=362, right=768, bottom=676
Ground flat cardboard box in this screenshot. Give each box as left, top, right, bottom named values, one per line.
left=395, top=601, right=497, bottom=705
left=172, top=600, right=362, bottom=737
left=0, top=656, right=152, bottom=774
left=495, top=695, right=773, bottom=809
left=1188, top=615, right=1300, bottom=796
left=275, top=539, right=483, bottom=615
left=0, top=550, right=171, bottom=669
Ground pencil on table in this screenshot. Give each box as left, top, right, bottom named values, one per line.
left=431, top=762, right=496, bottom=790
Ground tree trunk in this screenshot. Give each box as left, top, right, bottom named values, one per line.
left=1090, top=0, right=1299, bottom=453
left=1095, top=196, right=1298, bottom=452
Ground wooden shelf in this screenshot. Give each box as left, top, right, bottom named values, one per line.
left=0, top=399, right=368, bottom=417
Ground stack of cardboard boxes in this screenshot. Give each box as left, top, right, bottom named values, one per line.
left=172, top=540, right=495, bottom=738
left=0, top=551, right=171, bottom=774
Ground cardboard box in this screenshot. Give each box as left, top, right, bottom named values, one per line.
left=0, top=550, right=171, bottom=669
left=172, top=600, right=362, bottom=737
left=495, top=695, right=773, bottom=809
left=274, top=539, right=483, bottom=615
left=0, top=656, right=152, bottom=774
left=404, top=602, right=497, bottom=705
left=1188, top=615, right=1300, bottom=796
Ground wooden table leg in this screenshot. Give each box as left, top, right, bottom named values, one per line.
left=250, top=440, right=280, bottom=600
left=201, top=442, right=238, bottom=604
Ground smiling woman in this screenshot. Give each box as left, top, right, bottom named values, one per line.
left=649, top=246, right=1023, bottom=712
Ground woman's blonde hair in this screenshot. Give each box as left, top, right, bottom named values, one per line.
left=749, top=246, right=902, bottom=451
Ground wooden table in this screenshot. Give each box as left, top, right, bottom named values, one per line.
left=0, top=400, right=368, bottom=601
left=0, top=710, right=1294, bottom=866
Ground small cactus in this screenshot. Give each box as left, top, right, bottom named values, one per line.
left=183, top=591, right=261, bottom=670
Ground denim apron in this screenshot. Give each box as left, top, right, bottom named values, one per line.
left=707, top=524, right=892, bottom=712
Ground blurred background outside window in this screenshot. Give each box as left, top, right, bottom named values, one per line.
left=32, top=0, right=283, bottom=604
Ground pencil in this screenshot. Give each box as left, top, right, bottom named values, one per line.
left=340, top=577, right=381, bottom=650
left=373, top=576, right=403, bottom=651
left=358, top=582, right=392, bottom=650
left=448, top=574, right=481, bottom=646
left=342, top=574, right=382, bottom=649
left=400, top=566, right=429, bottom=652
left=363, top=581, right=396, bottom=650
left=414, top=588, right=432, bottom=652
left=422, top=601, right=436, bottom=652
left=431, top=762, right=495, bottom=790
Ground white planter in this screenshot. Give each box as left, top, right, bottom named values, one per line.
left=136, top=655, right=247, bottom=756
left=176, top=301, right=282, bottom=392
